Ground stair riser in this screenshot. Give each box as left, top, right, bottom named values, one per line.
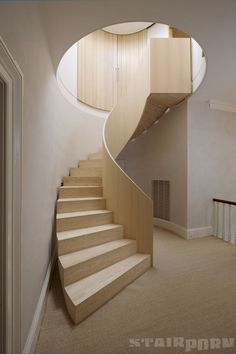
left=65, top=256, right=151, bottom=324
left=79, top=160, right=103, bottom=168
left=56, top=213, right=113, bottom=232
left=57, top=199, right=106, bottom=213
left=60, top=242, right=137, bottom=286
left=59, top=187, right=103, bottom=199
left=70, top=168, right=102, bottom=177
left=63, top=177, right=102, bottom=186
left=88, top=152, right=103, bottom=160
left=57, top=226, right=124, bottom=255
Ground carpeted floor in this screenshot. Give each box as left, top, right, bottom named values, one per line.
left=36, top=228, right=236, bottom=354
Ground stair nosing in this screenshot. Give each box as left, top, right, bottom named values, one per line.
left=57, top=224, right=123, bottom=241
left=57, top=197, right=105, bottom=202
left=59, top=239, right=136, bottom=268
left=60, top=186, right=102, bottom=189
left=64, top=254, right=150, bottom=305
left=56, top=209, right=112, bottom=220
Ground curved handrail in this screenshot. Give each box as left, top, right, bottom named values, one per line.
left=102, top=57, right=154, bottom=259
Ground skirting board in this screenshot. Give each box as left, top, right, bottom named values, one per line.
left=209, top=100, right=236, bottom=113
left=153, top=218, right=213, bottom=240
left=23, top=251, right=56, bottom=354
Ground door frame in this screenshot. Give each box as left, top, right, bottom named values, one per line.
left=0, top=37, right=23, bottom=353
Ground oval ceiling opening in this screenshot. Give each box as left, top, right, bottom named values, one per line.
left=57, top=22, right=206, bottom=113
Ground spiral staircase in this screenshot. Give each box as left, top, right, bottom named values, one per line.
left=56, top=37, right=191, bottom=324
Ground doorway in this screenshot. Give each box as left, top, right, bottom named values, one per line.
left=0, top=76, right=6, bottom=354
left=0, top=38, right=23, bottom=353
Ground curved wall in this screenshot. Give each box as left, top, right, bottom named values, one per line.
left=58, top=23, right=206, bottom=113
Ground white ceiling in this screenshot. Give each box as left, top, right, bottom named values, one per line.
left=38, top=0, right=236, bottom=103
left=103, top=22, right=154, bottom=35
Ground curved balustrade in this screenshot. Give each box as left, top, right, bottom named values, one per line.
left=103, top=57, right=154, bottom=258
left=102, top=38, right=192, bottom=260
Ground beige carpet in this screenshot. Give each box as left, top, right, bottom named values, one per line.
left=36, top=228, right=236, bottom=354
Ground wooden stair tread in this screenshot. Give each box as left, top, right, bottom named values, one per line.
left=65, top=254, right=150, bottom=305
left=79, top=159, right=103, bottom=165
left=56, top=210, right=111, bottom=220
left=60, top=186, right=102, bottom=189
left=57, top=224, right=122, bottom=241
left=57, top=197, right=105, bottom=202
left=63, top=176, right=102, bottom=186
left=59, top=239, right=136, bottom=268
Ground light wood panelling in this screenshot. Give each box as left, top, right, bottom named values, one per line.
left=117, top=30, right=148, bottom=98
left=63, top=176, right=102, bottom=186
left=77, top=30, right=117, bottom=111
left=150, top=38, right=191, bottom=94
left=171, top=27, right=190, bottom=38
left=70, top=167, right=102, bottom=177
left=56, top=210, right=113, bottom=232
left=103, top=38, right=191, bottom=257
left=77, top=30, right=148, bottom=111
left=79, top=159, right=103, bottom=169
left=57, top=197, right=106, bottom=213
left=59, top=186, right=103, bottom=198
left=132, top=93, right=188, bottom=138
left=59, top=239, right=137, bottom=286
left=64, top=254, right=151, bottom=324
left=103, top=57, right=153, bottom=257
left=57, top=224, right=124, bottom=256
left=88, top=151, right=103, bottom=160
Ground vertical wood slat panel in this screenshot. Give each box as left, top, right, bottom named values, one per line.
left=150, top=38, right=192, bottom=94
left=117, top=30, right=148, bottom=99
left=77, top=30, right=117, bottom=111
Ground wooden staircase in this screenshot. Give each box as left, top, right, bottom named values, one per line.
left=56, top=153, right=151, bottom=324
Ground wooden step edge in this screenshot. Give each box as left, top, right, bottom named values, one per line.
left=59, top=186, right=103, bottom=190
left=59, top=239, right=136, bottom=269
left=57, top=197, right=105, bottom=202
left=64, top=254, right=151, bottom=324
left=57, top=224, right=123, bottom=241
left=59, top=239, right=137, bottom=286
left=63, top=177, right=102, bottom=187
left=56, top=210, right=112, bottom=220
left=57, top=224, right=124, bottom=255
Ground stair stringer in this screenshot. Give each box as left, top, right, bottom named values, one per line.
left=102, top=58, right=154, bottom=260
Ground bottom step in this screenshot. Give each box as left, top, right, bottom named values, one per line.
left=64, top=254, right=151, bottom=324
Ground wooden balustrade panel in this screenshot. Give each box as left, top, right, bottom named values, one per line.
left=150, top=38, right=192, bottom=94
left=103, top=37, right=191, bottom=260
left=103, top=57, right=153, bottom=258
left=77, top=30, right=117, bottom=111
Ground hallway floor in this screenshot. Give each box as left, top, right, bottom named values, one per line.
left=36, top=228, right=236, bottom=354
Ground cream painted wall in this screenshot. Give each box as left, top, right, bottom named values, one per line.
left=119, top=102, right=188, bottom=227
left=147, top=23, right=169, bottom=38
left=0, top=3, right=104, bottom=349
left=187, top=99, right=236, bottom=229
left=58, top=42, right=77, bottom=98
left=191, top=38, right=206, bottom=92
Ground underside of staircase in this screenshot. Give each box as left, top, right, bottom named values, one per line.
left=56, top=152, right=151, bottom=324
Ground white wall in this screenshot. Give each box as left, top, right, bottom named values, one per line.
left=0, top=3, right=104, bottom=350
left=119, top=102, right=188, bottom=227
left=58, top=42, right=77, bottom=98
left=187, top=99, right=236, bottom=229
left=147, top=23, right=169, bottom=38
left=191, top=38, right=206, bottom=92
